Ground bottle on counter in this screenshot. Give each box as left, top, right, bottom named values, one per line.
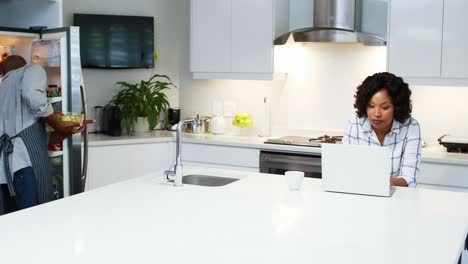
left=259, top=96, right=270, bottom=137
left=211, top=100, right=226, bottom=135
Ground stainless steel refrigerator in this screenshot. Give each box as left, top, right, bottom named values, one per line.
left=0, top=26, right=88, bottom=198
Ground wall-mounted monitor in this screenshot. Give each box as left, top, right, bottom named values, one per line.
left=74, top=13, right=154, bottom=69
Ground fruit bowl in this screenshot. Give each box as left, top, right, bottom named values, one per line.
left=232, top=113, right=253, bottom=128
left=57, top=112, right=84, bottom=126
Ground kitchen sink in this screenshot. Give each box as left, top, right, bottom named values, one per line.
left=180, top=174, right=239, bottom=187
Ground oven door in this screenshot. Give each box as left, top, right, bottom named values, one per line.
left=259, top=151, right=322, bottom=178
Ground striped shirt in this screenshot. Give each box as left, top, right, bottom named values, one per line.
left=343, top=116, right=422, bottom=187
left=0, top=64, right=52, bottom=184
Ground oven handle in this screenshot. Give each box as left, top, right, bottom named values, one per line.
left=263, top=156, right=321, bottom=167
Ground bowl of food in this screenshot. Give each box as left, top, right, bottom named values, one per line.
left=58, top=112, right=84, bottom=126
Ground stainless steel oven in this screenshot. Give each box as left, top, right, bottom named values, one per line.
left=259, top=151, right=322, bottom=179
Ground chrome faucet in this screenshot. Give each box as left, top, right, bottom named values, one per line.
left=164, top=119, right=193, bottom=186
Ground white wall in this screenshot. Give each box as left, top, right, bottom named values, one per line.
left=180, top=43, right=468, bottom=141
left=181, top=43, right=387, bottom=137
left=411, top=85, right=468, bottom=140
left=62, top=0, right=189, bottom=127
left=0, top=0, right=62, bottom=29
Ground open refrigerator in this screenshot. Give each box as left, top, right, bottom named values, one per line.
left=0, top=26, right=88, bottom=198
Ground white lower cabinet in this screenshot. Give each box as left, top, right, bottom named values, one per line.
left=132, top=143, right=171, bottom=178
left=181, top=143, right=260, bottom=171
left=86, top=142, right=171, bottom=190
left=86, top=141, right=259, bottom=190
left=86, top=145, right=132, bottom=190
left=416, top=161, right=468, bottom=193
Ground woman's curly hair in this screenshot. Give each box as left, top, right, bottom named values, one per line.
left=354, top=72, right=412, bottom=123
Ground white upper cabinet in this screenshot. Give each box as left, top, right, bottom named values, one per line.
left=387, top=0, right=443, bottom=78
left=231, top=0, right=273, bottom=73
left=388, top=0, right=468, bottom=85
left=0, top=0, right=62, bottom=29
left=190, top=0, right=277, bottom=80
left=360, top=0, right=388, bottom=40
left=441, top=0, right=468, bottom=78
left=190, top=0, right=231, bottom=73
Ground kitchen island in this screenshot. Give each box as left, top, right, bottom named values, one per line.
left=1, top=167, right=467, bottom=263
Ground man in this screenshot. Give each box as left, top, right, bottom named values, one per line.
left=0, top=55, right=92, bottom=215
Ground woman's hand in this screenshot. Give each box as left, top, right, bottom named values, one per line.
left=390, top=177, right=409, bottom=187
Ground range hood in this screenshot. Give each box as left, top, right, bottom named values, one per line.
left=274, top=0, right=387, bottom=46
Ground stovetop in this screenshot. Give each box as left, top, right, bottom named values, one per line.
left=438, top=135, right=468, bottom=153
left=264, top=135, right=343, bottom=147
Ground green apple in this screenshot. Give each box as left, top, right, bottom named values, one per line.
left=238, top=119, right=246, bottom=127
left=232, top=112, right=253, bottom=128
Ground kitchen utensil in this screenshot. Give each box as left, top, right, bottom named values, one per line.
left=93, top=106, right=103, bottom=133
left=185, top=114, right=211, bottom=134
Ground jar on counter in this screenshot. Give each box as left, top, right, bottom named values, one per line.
left=211, top=116, right=226, bottom=135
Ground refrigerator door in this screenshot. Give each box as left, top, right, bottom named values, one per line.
left=41, top=27, right=85, bottom=196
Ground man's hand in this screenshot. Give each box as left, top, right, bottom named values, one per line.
left=43, top=113, right=76, bottom=134
left=72, top=119, right=96, bottom=134
left=44, top=113, right=96, bottom=146
left=44, top=113, right=95, bottom=135
left=61, top=121, right=78, bottom=134
left=49, top=132, right=67, bottom=146
left=48, top=120, right=95, bottom=146
left=48, top=121, right=77, bottom=146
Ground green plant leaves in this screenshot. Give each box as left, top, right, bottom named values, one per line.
left=111, top=74, right=175, bottom=133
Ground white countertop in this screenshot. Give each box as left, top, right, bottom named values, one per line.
left=0, top=167, right=467, bottom=263
left=88, top=132, right=468, bottom=165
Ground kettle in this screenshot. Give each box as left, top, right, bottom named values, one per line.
left=185, top=114, right=211, bottom=133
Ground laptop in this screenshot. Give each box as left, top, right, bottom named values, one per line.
left=321, top=143, right=393, bottom=197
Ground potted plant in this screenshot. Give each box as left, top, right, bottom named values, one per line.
left=111, top=74, right=175, bottom=134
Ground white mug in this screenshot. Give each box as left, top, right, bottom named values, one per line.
left=285, top=171, right=304, bottom=191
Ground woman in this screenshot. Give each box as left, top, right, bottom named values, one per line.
left=343, top=72, right=422, bottom=187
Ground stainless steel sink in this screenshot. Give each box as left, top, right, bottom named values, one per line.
left=180, top=174, right=239, bottom=187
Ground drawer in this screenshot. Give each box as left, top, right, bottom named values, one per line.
left=416, top=183, right=468, bottom=193
left=183, top=161, right=259, bottom=172
left=418, top=162, right=468, bottom=188
left=182, top=143, right=259, bottom=168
